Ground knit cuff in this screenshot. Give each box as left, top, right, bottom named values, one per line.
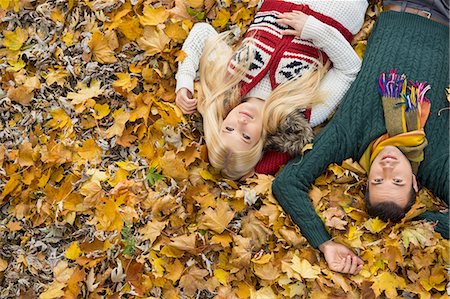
left=175, top=73, right=195, bottom=94
left=300, top=220, right=332, bottom=249
left=300, top=16, right=329, bottom=43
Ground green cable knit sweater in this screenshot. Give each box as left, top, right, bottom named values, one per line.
left=272, top=11, right=449, bottom=249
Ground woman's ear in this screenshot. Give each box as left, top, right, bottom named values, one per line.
left=412, top=174, right=419, bottom=192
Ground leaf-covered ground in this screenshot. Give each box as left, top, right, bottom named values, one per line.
left=0, top=0, right=448, bottom=298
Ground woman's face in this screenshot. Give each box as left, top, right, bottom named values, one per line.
left=219, top=100, right=264, bottom=151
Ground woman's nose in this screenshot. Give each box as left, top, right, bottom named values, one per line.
left=238, top=116, right=248, bottom=124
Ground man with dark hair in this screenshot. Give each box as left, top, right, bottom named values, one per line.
left=272, top=2, right=449, bottom=275
left=365, top=183, right=417, bottom=223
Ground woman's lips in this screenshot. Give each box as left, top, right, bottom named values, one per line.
left=239, top=111, right=253, bottom=119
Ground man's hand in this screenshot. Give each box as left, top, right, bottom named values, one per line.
left=318, top=240, right=363, bottom=274
left=175, top=88, right=197, bottom=114
left=276, top=10, right=309, bottom=36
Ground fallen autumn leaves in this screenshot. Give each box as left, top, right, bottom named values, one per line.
left=0, top=0, right=448, bottom=298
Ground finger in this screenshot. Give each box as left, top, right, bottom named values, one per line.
left=349, top=256, right=358, bottom=274
left=356, top=256, right=364, bottom=266
left=281, top=29, right=299, bottom=36
left=342, top=256, right=351, bottom=273
left=355, top=263, right=363, bottom=274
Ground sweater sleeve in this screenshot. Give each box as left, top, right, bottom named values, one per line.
left=301, top=16, right=362, bottom=127
left=272, top=122, right=355, bottom=248
left=175, top=23, right=218, bottom=93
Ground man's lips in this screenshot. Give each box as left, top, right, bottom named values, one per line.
left=381, top=155, right=397, bottom=160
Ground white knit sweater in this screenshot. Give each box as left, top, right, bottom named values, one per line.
left=176, top=0, right=368, bottom=126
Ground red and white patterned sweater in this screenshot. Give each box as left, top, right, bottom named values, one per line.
left=176, top=0, right=368, bottom=126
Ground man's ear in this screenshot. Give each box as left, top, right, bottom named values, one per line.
left=412, top=174, right=418, bottom=192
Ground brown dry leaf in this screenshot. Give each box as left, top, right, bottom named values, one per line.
left=179, top=266, right=209, bottom=297
left=198, top=199, right=235, bottom=234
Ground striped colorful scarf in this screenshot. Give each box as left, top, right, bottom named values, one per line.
left=360, top=70, right=431, bottom=174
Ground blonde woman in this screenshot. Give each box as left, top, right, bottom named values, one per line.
left=175, top=0, right=368, bottom=179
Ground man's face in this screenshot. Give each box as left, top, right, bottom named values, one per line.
left=368, top=146, right=418, bottom=207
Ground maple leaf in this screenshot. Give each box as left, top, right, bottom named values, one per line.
left=88, top=31, right=117, bottom=64
left=2, top=26, right=28, bottom=51
left=212, top=9, right=231, bottom=29
left=290, top=255, right=321, bottom=280
left=39, top=282, right=65, bottom=299
left=137, top=27, right=170, bottom=57
left=138, top=6, right=169, bottom=26
left=105, top=108, right=130, bottom=139
left=240, top=211, right=271, bottom=248
left=67, top=80, right=103, bottom=107
left=198, top=199, right=235, bottom=234
left=371, top=272, right=406, bottom=298
left=138, top=220, right=167, bottom=244
left=179, top=266, right=209, bottom=297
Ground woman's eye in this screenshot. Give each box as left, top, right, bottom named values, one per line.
left=243, top=133, right=251, bottom=140
left=374, top=178, right=383, bottom=183
left=225, top=126, right=234, bottom=132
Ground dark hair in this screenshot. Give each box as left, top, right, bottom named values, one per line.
left=364, top=185, right=417, bottom=223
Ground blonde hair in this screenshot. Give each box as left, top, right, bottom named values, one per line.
left=198, top=32, right=327, bottom=180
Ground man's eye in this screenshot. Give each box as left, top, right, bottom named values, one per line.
left=243, top=133, right=251, bottom=140
left=393, top=178, right=403, bottom=183
left=225, top=126, right=234, bottom=132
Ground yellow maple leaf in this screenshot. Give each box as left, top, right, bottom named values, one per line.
left=290, top=255, right=321, bottom=279
left=164, top=22, right=188, bottom=43
left=1, top=174, right=20, bottom=198
left=105, top=107, right=130, bottom=139
left=105, top=3, right=131, bottom=30
left=93, top=103, right=110, bottom=120
left=2, top=27, right=28, bottom=51
left=186, top=0, right=203, bottom=8
left=137, top=27, right=170, bottom=57
left=165, top=259, right=184, bottom=283
left=198, top=199, right=235, bottom=234
left=138, top=6, right=169, bottom=26
left=18, top=141, right=35, bottom=167
left=0, top=257, right=8, bottom=272
left=39, top=282, right=65, bottom=299
left=78, top=139, right=102, bottom=163
left=212, top=9, right=230, bottom=29
left=51, top=9, right=64, bottom=23
left=44, top=68, right=69, bottom=87
left=371, top=272, right=406, bottom=298
left=88, top=31, right=117, bottom=64
left=118, top=18, right=143, bottom=41
left=116, top=160, right=139, bottom=171
left=64, top=241, right=81, bottom=260
left=46, top=108, right=72, bottom=131
left=213, top=269, right=229, bottom=285
left=112, top=72, right=138, bottom=93
left=363, top=218, right=388, bottom=234
left=67, top=80, right=103, bottom=108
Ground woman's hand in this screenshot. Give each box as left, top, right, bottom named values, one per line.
left=276, top=10, right=309, bottom=36
left=318, top=240, right=364, bottom=274
left=175, top=88, right=198, bottom=114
